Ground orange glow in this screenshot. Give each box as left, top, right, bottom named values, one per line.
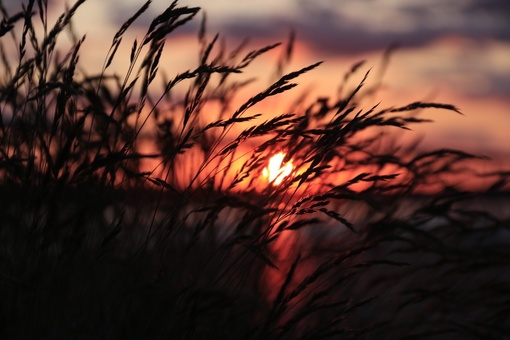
left=263, top=152, right=293, bottom=186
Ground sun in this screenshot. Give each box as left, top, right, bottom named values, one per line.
left=263, top=152, right=293, bottom=186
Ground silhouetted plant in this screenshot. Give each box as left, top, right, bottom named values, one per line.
left=1, top=0, right=509, bottom=338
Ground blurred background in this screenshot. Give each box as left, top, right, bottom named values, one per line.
left=4, top=0, right=509, bottom=166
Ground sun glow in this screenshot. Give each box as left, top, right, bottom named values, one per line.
left=263, top=152, right=293, bottom=186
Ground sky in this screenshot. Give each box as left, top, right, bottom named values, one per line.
left=5, top=0, right=510, bottom=163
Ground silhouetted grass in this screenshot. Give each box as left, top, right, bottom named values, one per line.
left=1, top=1, right=510, bottom=339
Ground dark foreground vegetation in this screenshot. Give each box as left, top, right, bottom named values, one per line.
left=1, top=1, right=510, bottom=338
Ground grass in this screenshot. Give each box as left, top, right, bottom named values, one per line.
left=1, top=0, right=510, bottom=338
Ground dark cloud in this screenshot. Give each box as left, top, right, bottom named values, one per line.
left=106, top=0, right=510, bottom=56
left=105, top=0, right=510, bottom=100
left=466, top=0, right=510, bottom=16
left=213, top=0, right=510, bottom=56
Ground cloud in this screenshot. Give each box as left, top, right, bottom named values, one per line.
left=101, top=0, right=510, bottom=98
left=209, top=0, right=510, bottom=56
left=105, top=0, right=509, bottom=55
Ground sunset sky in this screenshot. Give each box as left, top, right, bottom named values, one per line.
left=6, top=0, right=509, bottom=162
